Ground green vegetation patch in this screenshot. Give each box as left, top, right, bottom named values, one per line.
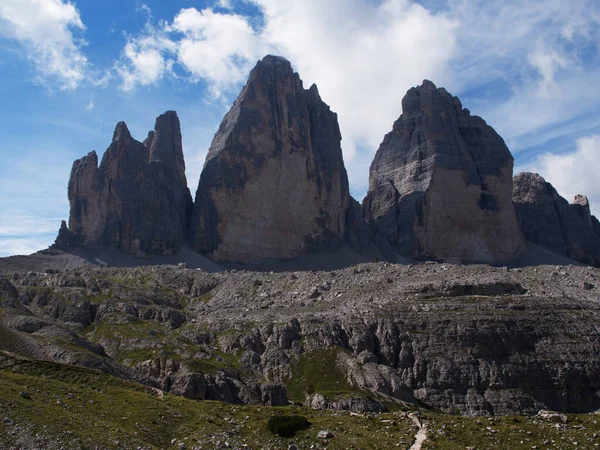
left=0, top=353, right=417, bottom=449
left=1, top=353, right=599, bottom=450
left=185, top=349, right=242, bottom=374
left=84, top=319, right=165, bottom=341
left=198, top=291, right=214, bottom=304
left=286, top=347, right=360, bottom=402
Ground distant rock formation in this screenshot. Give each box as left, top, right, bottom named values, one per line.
left=66, top=111, right=193, bottom=256
left=54, top=56, right=600, bottom=268
left=363, top=80, right=524, bottom=263
left=513, top=172, right=600, bottom=266
left=190, top=55, right=350, bottom=262
left=52, top=220, right=74, bottom=250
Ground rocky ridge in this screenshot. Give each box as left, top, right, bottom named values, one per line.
left=513, top=172, right=600, bottom=266
left=51, top=56, right=600, bottom=268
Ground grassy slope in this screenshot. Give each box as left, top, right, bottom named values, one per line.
left=1, top=353, right=599, bottom=449
left=423, top=412, right=600, bottom=449
left=286, top=347, right=364, bottom=402
left=0, top=353, right=415, bottom=449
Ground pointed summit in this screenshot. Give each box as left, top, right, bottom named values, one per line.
left=245, top=55, right=295, bottom=86
left=419, top=79, right=437, bottom=90
left=364, top=80, right=524, bottom=263
left=112, top=121, right=131, bottom=142
left=256, top=54, right=292, bottom=67
left=190, top=55, right=350, bottom=262
left=148, top=110, right=186, bottom=182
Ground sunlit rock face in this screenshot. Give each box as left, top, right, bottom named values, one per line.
left=364, top=80, right=524, bottom=263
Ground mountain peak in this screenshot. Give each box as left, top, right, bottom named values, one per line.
left=112, top=121, right=131, bottom=142
left=258, top=54, right=291, bottom=67
left=191, top=53, right=349, bottom=262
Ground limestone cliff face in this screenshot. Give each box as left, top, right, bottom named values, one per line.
left=513, top=172, right=600, bottom=266
left=364, top=80, right=524, bottom=263
left=67, top=111, right=192, bottom=256
left=191, top=55, right=350, bottom=262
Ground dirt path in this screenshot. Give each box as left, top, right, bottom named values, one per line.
left=408, top=412, right=428, bottom=450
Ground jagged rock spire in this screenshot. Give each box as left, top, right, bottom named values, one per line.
left=66, top=112, right=192, bottom=256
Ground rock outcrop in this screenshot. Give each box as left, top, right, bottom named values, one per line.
left=66, top=111, right=193, bottom=256
left=52, top=220, right=74, bottom=250
left=364, top=80, right=523, bottom=263
left=191, top=55, right=350, bottom=263
left=513, top=172, right=600, bottom=266
left=3, top=263, right=600, bottom=415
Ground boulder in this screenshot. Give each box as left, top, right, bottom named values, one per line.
left=363, top=80, right=524, bottom=263
left=513, top=172, right=600, bottom=266
left=260, top=383, right=288, bottom=406
left=65, top=111, right=193, bottom=256
left=190, top=55, right=350, bottom=262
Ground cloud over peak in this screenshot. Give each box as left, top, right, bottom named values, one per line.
left=115, top=0, right=457, bottom=192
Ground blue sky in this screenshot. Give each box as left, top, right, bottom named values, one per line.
left=1, top=0, right=599, bottom=256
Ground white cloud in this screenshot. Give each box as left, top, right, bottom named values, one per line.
left=519, top=135, right=600, bottom=213
left=0, top=237, right=56, bottom=257
left=136, top=3, right=152, bottom=17
left=168, top=8, right=266, bottom=97
left=216, top=0, right=233, bottom=10
left=116, top=21, right=177, bottom=92
left=91, top=70, right=113, bottom=88
left=445, top=0, right=600, bottom=150
left=0, top=0, right=88, bottom=90
left=85, top=100, right=94, bottom=111
left=117, top=8, right=265, bottom=96
left=528, top=41, right=569, bottom=97
left=483, top=68, right=600, bottom=153
left=116, top=0, right=456, bottom=192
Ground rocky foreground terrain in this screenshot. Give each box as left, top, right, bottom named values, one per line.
left=1, top=261, right=600, bottom=448
left=1, top=262, right=599, bottom=416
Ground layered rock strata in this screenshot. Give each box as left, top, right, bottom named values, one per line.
left=513, top=172, right=600, bottom=266
left=191, top=55, right=350, bottom=262
left=66, top=111, right=193, bottom=256
left=2, top=263, right=600, bottom=415
left=364, top=80, right=524, bottom=263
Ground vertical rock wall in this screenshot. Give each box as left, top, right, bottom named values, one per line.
left=67, top=111, right=192, bottom=256
left=364, top=80, right=524, bottom=263
left=513, top=172, right=600, bottom=266
left=190, top=56, right=350, bottom=263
